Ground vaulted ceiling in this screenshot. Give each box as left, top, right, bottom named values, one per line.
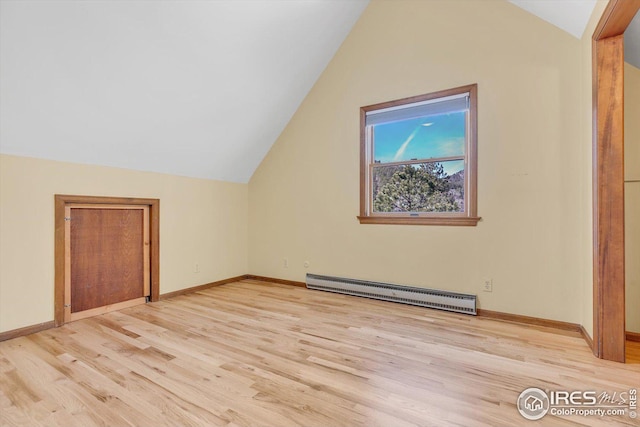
left=0, top=0, right=368, bottom=182
left=509, top=0, right=599, bottom=38
left=626, top=11, right=640, bottom=69
left=0, top=0, right=636, bottom=183
left=510, top=0, right=640, bottom=69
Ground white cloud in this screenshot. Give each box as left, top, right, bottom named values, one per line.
left=393, top=127, right=420, bottom=161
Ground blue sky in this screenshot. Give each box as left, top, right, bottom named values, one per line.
left=373, top=111, right=466, bottom=175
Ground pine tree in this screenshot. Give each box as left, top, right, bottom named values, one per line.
left=373, top=163, right=459, bottom=212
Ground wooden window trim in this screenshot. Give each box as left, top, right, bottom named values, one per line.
left=358, top=84, right=479, bottom=226
left=54, top=194, right=160, bottom=326
left=357, top=216, right=481, bottom=226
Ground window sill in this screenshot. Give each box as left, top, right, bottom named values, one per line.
left=357, top=216, right=481, bottom=226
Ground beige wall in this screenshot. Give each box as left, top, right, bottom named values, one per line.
left=626, top=62, right=640, bottom=333
left=0, top=154, right=248, bottom=332
left=249, top=0, right=596, bottom=324
left=578, top=0, right=608, bottom=339
left=1, top=0, right=614, bottom=335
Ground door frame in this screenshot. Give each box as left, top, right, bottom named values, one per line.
left=54, top=195, right=160, bottom=326
left=592, top=0, right=640, bottom=361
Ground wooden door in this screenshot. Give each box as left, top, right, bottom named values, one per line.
left=64, top=205, right=150, bottom=322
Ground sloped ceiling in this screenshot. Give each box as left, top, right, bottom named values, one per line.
left=509, top=0, right=598, bottom=39
left=1, top=1, right=634, bottom=183
left=509, top=0, right=639, bottom=69
left=0, top=0, right=368, bottom=183
left=626, top=11, right=640, bottom=69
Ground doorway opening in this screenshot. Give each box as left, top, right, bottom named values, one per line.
left=592, top=0, right=640, bottom=362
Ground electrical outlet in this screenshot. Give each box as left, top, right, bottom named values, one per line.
left=195, top=263, right=200, bottom=273
left=283, top=258, right=289, bottom=268
left=483, top=278, right=493, bottom=292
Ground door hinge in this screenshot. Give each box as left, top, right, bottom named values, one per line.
left=64, top=217, right=71, bottom=221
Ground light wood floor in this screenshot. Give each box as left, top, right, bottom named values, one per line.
left=1, top=280, right=639, bottom=427
left=628, top=340, right=640, bottom=364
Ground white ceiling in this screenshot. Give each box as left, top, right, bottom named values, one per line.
left=509, top=0, right=598, bottom=39
left=626, top=11, right=640, bottom=69
left=1, top=1, right=635, bottom=183
left=509, top=0, right=640, bottom=68
left=0, top=0, right=368, bottom=183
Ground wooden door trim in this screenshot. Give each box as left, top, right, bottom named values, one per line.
left=54, top=195, right=160, bottom=326
left=67, top=297, right=148, bottom=323
left=65, top=204, right=150, bottom=209
left=592, top=0, right=640, bottom=362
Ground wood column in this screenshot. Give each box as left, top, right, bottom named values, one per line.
left=593, top=35, right=626, bottom=362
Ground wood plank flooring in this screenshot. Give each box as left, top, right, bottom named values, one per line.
left=628, top=340, right=640, bottom=364
left=1, top=280, right=639, bottom=427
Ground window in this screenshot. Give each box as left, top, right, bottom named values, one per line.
left=358, top=84, right=480, bottom=226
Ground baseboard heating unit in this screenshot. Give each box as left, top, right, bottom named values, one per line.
left=306, top=273, right=477, bottom=315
